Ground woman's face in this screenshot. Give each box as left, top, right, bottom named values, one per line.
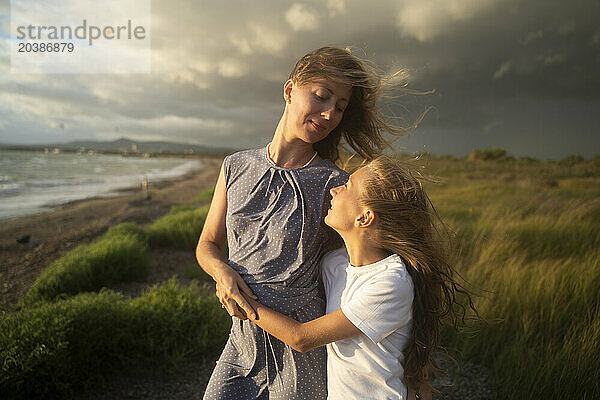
left=324, top=166, right=370, bottom=233
left=284, top=77, right=352, bottom=144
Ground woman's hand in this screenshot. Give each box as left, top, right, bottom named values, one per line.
left=214, top=264, right=257, bottom=320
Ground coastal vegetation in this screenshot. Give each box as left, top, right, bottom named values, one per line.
left=422, top=152, right=600, bottom=399
left=1, top=280, right=229, bottom=399
left=1, top=150, right=598, bottom=399
left=23, top=223, right=149, bottom=306
left=146, top=204, right=210, bottom=250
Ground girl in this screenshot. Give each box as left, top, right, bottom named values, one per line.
left=232, top=155, right=474, bottom=399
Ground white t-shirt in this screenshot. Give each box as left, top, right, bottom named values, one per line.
left=321, top=248, right=414, bottom=400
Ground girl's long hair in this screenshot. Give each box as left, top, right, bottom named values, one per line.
left=288, top=46, right=431, bottom=163
left=360, top=155, right=478, bottom=392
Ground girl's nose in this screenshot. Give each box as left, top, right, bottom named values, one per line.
left=330, top=185, right=340, bottom=197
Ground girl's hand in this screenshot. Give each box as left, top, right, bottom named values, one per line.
left=214, top=264, right=257, bottom=320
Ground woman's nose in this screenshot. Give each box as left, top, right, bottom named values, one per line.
left=330, top=185, right=340, bottom=196
left=321, top=103, right=336, bottom=120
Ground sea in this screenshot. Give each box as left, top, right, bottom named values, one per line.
left=0, top=150, right=203, bottom=220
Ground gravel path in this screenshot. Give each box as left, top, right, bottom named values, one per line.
left=78, top=353, right=496, bottom=399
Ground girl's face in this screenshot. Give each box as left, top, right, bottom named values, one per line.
left=325, top=166, right=370, bottom=233
left=284, top=78, right=351, bottom=144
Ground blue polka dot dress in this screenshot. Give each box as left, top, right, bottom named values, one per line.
left=203, top=146, right=349, bottom=400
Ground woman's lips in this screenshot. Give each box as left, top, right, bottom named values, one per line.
left=311, top=120, right=326, bottom=132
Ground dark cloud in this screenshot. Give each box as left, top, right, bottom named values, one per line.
left=1, top=0, right=598, bottom=157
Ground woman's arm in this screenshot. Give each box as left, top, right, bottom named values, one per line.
left=196, top=163, right=256, bottom=319
left=238, top=294, right=361, bottom=353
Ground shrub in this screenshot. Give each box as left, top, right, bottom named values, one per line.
left=193, top=187, right=215, bottom=203
left=23, top=224, right=149, bottom=305
left=1, top=279, right=230, bottom=399
left=146, top=205, right=210, bottom=250
left=560, top=154, right=585, bottom=165
left=183, top=263, right=214, bottom=283
left=467, top=148, right=513, bottom=161
left=104, top=222, right=148, bottom=243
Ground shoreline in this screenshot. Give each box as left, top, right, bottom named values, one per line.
left=0, top=156, right=222, bottom=307
left=0, top=154, right=204, bottom=222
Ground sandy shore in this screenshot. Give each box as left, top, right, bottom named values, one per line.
left=0, top=156, right=222, bottom=307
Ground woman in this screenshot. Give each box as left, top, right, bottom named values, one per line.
left=196, top=47, right=410, bottom=400
left=237, top=156, right=475, bottom=399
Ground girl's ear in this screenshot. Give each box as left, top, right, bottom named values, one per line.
left=356, top=209, right=376, bottom=228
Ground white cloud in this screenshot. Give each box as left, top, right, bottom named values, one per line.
left=217, top=59, right=245, bottom=78
left=396, top=0, right=498, bottom=42
left=134, top=115, right=236, bottom=131
left=536, top=53, right=565, bottom=66
left=229, top=24, right=287, bottom=55
left=521, top=30, right=543, bottom=45
left=591, top=30, right=600, bottom=46
left=493, top=61, right=513, bottom=80
left=285, top=3, right=319, bottom=32
left=558, top=20, right=576, bottom=36
left=327, top=0, right=346, bottom=17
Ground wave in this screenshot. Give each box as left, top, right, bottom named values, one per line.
left=0, top=156, right=203, bottom=219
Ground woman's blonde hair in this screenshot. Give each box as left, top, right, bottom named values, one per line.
left=289, top=46, right=429, bottom=163
left=359, top=155, right=477, bottom=392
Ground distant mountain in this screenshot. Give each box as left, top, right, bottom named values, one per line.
left=0, top=138, right=239, bottom=155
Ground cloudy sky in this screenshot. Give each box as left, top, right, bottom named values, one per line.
left=1, top=0, right=598, bottom=158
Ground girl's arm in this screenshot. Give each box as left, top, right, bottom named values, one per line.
left=239, top=294, right=361, bottom=353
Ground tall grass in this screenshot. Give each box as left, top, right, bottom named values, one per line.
left=22, top=223, right=149, bottom=306
left=7, top=155, right=599, bottom=399
left=422, top=156, right=600, bottom=399
left=193, top=187, right=215, bottom=203
left=146, top=205, right=210, bottom=250
left=1, top=279, right=231, bottom=399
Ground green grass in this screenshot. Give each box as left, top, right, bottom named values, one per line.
left=193, top=187, right=215, bottom=203
left=183, top=263, right=214, bottom=283
left=418, top=154, right=600, bottom=399
left=1, top=279, right=231, bottom=399
left=22, top=223, right=149, bottom=306
left=146, top=205, right=210, bottom=250
left=6, top=154, right=600, bottom=399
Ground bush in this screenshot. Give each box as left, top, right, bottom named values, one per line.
left=23, top=224, right=149, bottom=305
left=193, top=187, right=215, bottom=203
left=1, top=279, right=231, bottom=399
left=183, top=263, right=214, bottom=283
left=104, top=222, right=148, bottom=243
left=467, top=148, right=513, bottom=161
left=146, top=205, right=210, bottom=250
left=561, top=154, right=585, bottom=165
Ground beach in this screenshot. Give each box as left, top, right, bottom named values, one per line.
left=0, top=156, right=222, bottom=307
